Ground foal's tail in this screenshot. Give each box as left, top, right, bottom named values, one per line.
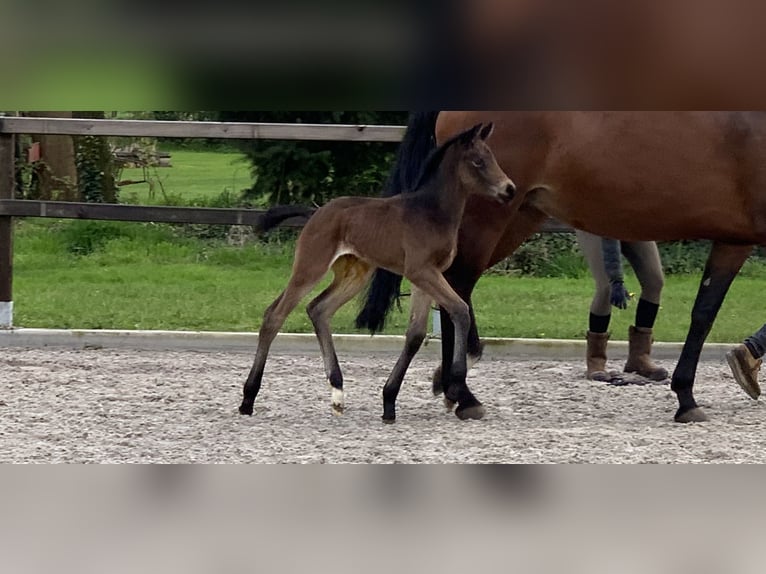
left=355, top=111, right=440, bottom=333
left=258, top=205, right=316, bottom=233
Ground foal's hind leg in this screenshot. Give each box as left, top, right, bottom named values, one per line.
left=672, top=242, right=752, bottom=423
left=382, top=287, right=432, bottom=423
left=306, top=255, right=373, bottom=415
left=239, top=257, right=332, bottom=416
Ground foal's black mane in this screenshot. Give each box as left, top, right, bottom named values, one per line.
left=381, top=112, right=478, bottom=198
left=410, top=127, right=474, bottom=192
left=356, top=113, right=477, bottom=334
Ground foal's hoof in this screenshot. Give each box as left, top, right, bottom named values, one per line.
left=332, top=404, right=344, bottom=416
left=239, top=403, right=253, bottom=416
left=455, top=404, right=486, bottom=421
left=674, top=406, right=709, bottom=423
left=444, top=397, right=456, bottom=412
left=381, top=415, right=396, bottom=424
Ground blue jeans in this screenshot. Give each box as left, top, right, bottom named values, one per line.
left=745, top=323, right=766, bottom=359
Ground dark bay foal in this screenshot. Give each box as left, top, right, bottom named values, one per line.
left=239, top=123, right=515, bottom=422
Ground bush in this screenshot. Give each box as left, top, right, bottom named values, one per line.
left=485, top=235, right=766, bottom=279
left=218, top=112, right=407, bottom=206
left=489, top=233, right=587, bottom=278
left=56, top=221, right=179, bottom=256
left=656, top=240, right=711, bottom=274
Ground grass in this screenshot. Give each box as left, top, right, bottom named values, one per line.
left=117, top=149, right=252, bottom=205
left=11, top=149, right=764, bottom=343
left=12, top=219, right=766, bottom=343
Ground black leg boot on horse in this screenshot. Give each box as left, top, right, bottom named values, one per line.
left=672, top=243, right=752, bottom=423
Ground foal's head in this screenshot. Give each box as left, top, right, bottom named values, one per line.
left=454, top=123, right=516, bottom=203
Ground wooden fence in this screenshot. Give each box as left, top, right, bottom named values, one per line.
left=0, top=116, right=571, bottom=328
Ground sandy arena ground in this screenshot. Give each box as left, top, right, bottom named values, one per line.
left=1, top=347, right=765, bottom=463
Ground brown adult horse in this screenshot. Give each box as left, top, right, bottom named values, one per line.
left=437, top=0, right=766, bottom=108
left=357, top=111, right=766, bottom=423
left=239, top=123, right=515, bottom=421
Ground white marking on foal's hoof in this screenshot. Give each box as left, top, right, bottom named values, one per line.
left=331, top=387, right=345, bottom=415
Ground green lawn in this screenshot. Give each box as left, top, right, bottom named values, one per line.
left=117, top=150, right=253, bottom=205
left=12, top=219, right=766, bottom=343
left=11, top=149, right=765, bottom=343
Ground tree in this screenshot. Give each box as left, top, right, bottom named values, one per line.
left=26, top=111, right=78, bottom=201
left=73, top=112, right=118, bottom=203
left=218, top=112, right=407, bottom=205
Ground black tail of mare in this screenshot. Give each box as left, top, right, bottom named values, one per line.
left=259, top=205, right=316, bottom=233
left=354, top=111, right=440, bottom=333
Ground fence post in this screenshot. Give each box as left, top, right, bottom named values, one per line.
left=0, top=132, right=15, bottom=328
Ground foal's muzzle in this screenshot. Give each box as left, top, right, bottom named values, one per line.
left=498, top=181, right=516, bottom=203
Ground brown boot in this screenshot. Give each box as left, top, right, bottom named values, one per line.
left=726, top=344, right=762, bottom=400
left=586, top=331, right=611, bottom=381
left=624, top=326, right=669, bottom=381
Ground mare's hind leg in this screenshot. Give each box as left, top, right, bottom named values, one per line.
left=239, top=253, right=333, bottom=416
left=306, top=255, right=373, bottom=415
left=382, top=287, right=432, bottom=423
left=672, top=242, right=752, bottom=423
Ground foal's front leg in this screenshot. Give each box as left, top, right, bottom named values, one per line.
left=382, top=287, right=431, bottom=423
left=410, top=270, right=484, bottom=420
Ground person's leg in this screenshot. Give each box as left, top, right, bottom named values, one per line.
left=620, top=241, right=669, bottom=381
left=576, top=231, right=613, bottom=381
left=727, top=323, right=766, bottom=400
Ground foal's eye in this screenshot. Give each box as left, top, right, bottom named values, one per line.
left=472, top=158, right=485, bottom=168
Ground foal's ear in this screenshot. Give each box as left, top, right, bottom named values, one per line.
left=459, top=123, right=484, bottom=146
left=479, top=122, right=494, bottom=141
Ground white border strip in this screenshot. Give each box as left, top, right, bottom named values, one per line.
left=0, top=301, right=12, bottom=329
left=0, top=328, right=734, bottom=361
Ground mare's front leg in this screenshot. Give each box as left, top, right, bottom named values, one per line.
left=382, top=287, right=431, bottom=423
left=672, top=242, right=752, bottom=423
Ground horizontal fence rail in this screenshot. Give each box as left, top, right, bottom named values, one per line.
left=0, top=199, right=570, bottom=232
left=0, top=116, right=573, bottom=329
left=0, top=117, right=407, bottom=142
left=0, top=200, right=308, bottom=227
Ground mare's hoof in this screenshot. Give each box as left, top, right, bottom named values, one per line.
left=239, top=403, right=253, bottom=416
left=675, top=407, right=709, bottom=423
left=456, top=404, right=486, bottom=421
left=432, top=366, right=444, bottom=396
left=444, top=397, right=456, bottom=412
left=381, top=416, right=396, bottom=424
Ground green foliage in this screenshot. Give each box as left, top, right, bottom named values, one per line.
left=55, top=220, right=180, bottom=256
left=113, top=112, right=407, bottom=205
left=218, top=112, right=407, bottom=205
left=74, top=135, right=119, bottom=203
left=656, top=240, right=711, bottom=274
left=490, top=234, right=588, bottom=278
